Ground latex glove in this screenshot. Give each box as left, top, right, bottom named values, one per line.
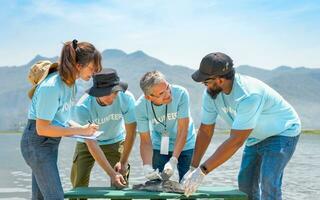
left=183, top=167, right=206, bottom=197
left=180, top=166, right=196, bottom=184
left=143, top=164, right=161, bottom=180
left=162, top=156, right=178, bottom=179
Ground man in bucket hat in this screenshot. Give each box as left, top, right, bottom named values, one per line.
left=183, top=52, right=301, bottom=200
left=70, top=68, right=136, bottom=192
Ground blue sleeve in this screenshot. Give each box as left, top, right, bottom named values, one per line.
left=201, top=90, right=218, bottom=125
left=36, top=85, right=60, bottom=121
left=135, top=99, right=150, bottom=133
left=177, top=88, right=190, bottom=119
left=122, top=92, right=136, bottom=124
left=232, top=94, right=265, bottom=130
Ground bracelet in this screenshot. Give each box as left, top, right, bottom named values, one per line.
left=200, top=164, right=209, bottom=175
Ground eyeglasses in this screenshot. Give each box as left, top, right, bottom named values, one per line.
left=150, top=84, right=170, bottom=99
left=202, top=77, right=217, bottom=86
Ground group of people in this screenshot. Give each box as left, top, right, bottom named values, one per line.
left=21, top=40, right=301, bottom=200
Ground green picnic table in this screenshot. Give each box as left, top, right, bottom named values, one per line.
left=64, top=186, right=248, bottom=199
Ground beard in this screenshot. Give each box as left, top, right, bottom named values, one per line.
left=206, top=87, right=222, bottom=99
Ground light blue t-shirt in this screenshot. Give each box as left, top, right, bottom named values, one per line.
left=135, top=85, right=196, bottom=151
left=28, top=72, right=76, bottom=127
left=201, top=73, right=301, bottom=146
left=72, top=91, right=136, bottom=145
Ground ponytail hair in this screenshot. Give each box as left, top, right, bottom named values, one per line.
left=59, top=40, right=102, bottom=86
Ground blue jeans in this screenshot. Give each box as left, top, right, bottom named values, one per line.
left=238, top=135, right=299, bottom=200
left=20, top=120, right=64, bottom=200
left=152, top=149, right=194, bottom=182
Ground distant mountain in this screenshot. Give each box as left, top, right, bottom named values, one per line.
left=0, top=50, right=319, bottom=131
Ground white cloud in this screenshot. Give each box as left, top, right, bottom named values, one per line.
left=0, top=0, right=319, bottom=69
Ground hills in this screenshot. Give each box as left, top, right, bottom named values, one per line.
left=0, top=50, right=319, bottom=131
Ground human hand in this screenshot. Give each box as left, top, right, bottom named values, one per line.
left=143, top=164, right=161, bottom=180
left=81, top=123, right=99, bottom=136
left=162, top=156, right=178, bottom=180
left=180, top=166, right=195, bottom=184
left=183, top=167, right=206, bottom=197
left=111, top=172, right=127, bottom=189
left=114, top=161, right=129, bottom=175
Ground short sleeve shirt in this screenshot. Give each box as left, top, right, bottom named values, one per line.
left=201, top=73, right=301, bottom=146
left=135, top=85, right=196, bottom=151
left=28, top=72, right=76, bottom=127
left=71, top=91, right=136, bottom=145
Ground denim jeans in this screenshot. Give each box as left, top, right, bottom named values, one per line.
left=238, top=135, right=299, bottom=200
left=20, top=120, right=64, bottom=200
left=152, top=149, right=194, bottom=182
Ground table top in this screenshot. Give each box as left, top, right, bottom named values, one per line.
left=64, top=186, right=248, bottom=199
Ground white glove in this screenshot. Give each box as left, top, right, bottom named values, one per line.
left=143, top=164, right=161, bottom=180
left=180, top=166, right=196, bottom=184
left=183, top=167, right=206, bottom=197
left=162, top=157, right=178, bottom=179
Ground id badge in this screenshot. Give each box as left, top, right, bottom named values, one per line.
left=160, top=132, right=169, bottom=155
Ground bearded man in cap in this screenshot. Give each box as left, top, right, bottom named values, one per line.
left=70, top=68, right=136, bottom=191
left=183, top=52, right=301, bottom=200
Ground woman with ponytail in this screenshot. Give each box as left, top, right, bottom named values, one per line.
left=21, top=40, right=102, bottom=199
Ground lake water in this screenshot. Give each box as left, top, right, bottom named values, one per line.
left=0, top=133, right=319, bottom=199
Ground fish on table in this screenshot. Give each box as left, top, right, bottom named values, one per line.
left=132, top=179, right=184, bottom=193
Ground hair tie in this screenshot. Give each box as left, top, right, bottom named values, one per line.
left=72, top=39, right=78, bottom=50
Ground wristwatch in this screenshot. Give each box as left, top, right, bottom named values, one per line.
left=200, top=164, right=209, bottom=175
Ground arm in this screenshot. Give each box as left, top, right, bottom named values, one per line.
left=36, top=119, right=97, bottom=137
left=85, top=139, right=117, bottom=177
left=190, top=123, right=215, bottom=167
left=184, top=94, right=262, bottom=196
left=135, top=97, right=161, bottom=179
left=139, top=131, right=163, bottom=180
left=119, top=122, right=137, bottom=167
left=200, top=94, right=264, bottom=172
left=172, top=117, right=189, bottom=158
left=85, top=139, right=126, bottom=188
left=183, top=129, right=251, bottom=197
left=201, top=129, right=252, bottom=173
left=162, top=117, right=190, bottom=178
left=139, top=132, right=153, bottom=165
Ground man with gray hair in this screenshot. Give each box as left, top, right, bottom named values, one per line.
left=135, top=71, right=196, bottom=182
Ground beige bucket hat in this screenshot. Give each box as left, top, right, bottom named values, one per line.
left=28, top=60, right=58, bottom=99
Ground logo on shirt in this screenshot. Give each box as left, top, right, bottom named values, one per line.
left=222, top=107, right=236, bottom=117
left=94, top=114, right=123, bottom=125
left=151, top=112, right=177, bottom=125
left=62, top=100, right=75, bottom=112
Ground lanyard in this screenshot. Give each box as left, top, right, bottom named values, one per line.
left=151, top=102, right=168, bottom=132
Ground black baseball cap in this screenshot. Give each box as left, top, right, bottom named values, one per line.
left=192, top=52, right=234, bottom=82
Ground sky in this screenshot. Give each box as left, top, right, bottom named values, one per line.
left=0, top=0, right=319, bottom=69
